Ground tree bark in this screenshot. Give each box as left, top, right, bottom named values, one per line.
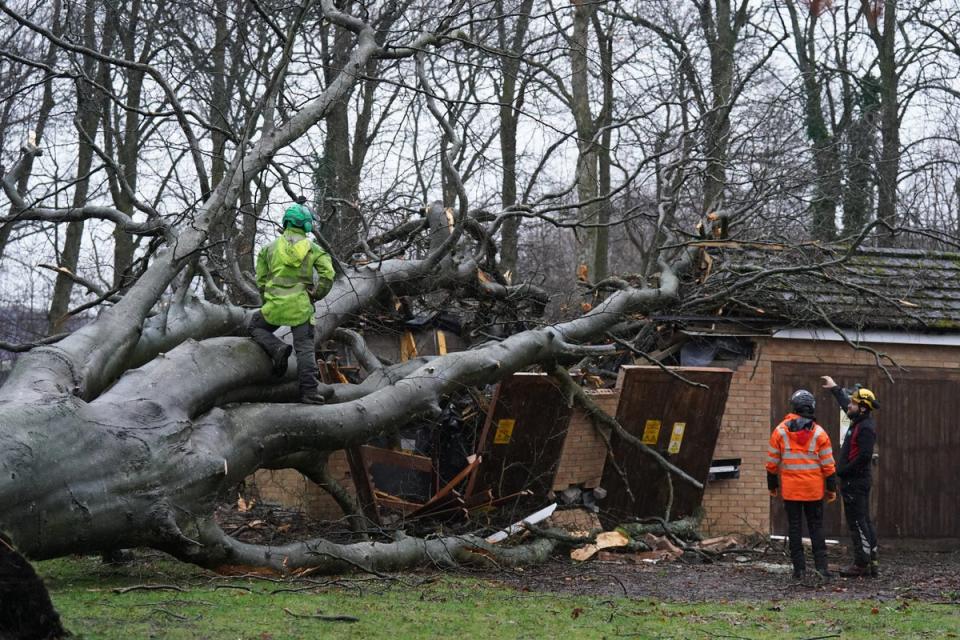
left=843, top=82, right=879, bottom=235
left=700, top=0, right=734, bottom=212
left=863, top=0, right=899, bottom=241
left=785, top=0, right=838, bottom=240
left=593, top=11, right=613, bottom=282
left=570, top=0, right=600, bottom=283
left=496, top=0, right=534, bottom=281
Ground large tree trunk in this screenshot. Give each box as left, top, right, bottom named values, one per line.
left=863, top=0, right=900, bottom=242
left=700, top=0, right=737, bottom=213
left=110, top=0, right=151, bottom=289
left=593, top=11, right=613, bottom=282
left=785, top=0, right=838, bottom=241
left=843, top=91, right=879, bottom=235
left=570, top=0, right=601, bottom=282
left=496, top=0, right=534, bottom=281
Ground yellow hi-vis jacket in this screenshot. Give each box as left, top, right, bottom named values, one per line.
left=255, top=227, right=335, bottom=326
left=765, top=414, right=836, bottom=501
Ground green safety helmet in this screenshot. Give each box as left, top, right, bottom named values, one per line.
left=282, top=203, right=313, bottom=233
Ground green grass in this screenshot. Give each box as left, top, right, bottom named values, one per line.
left=37, top=555, right=960, bottom=639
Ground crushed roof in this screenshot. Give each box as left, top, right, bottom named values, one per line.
left=690, top=245, right=960, bottom=333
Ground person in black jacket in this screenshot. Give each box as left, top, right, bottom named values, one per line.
left=821, top=376, right=879, bottom=577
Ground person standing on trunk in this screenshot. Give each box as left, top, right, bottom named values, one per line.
left=766, top=389, right=838, bottom=579
left=821, top=376, right=879, bottom=577
left=249, top=203, right=335, bottom=404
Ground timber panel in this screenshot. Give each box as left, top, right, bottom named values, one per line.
left=600, top=366, right=732, bottom=523
left=469, top=374, right=574, bottom=499
left=771, top=363, right=960, bottom=538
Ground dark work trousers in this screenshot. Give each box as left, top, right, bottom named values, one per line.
left=784, top=500, right=828, bottom=573
left=841, top=478, right=878, bottom=567
left=249, top=311, right=319, bottom=397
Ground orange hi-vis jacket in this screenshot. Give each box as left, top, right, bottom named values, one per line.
left=766, top=414, right=836, bottom=501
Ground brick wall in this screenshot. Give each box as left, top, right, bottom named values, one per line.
left=700, top=337, right=960, bottom=536
left=251, top=450, right=352, bottom=520
left=552, top=389, right=618, bottom=490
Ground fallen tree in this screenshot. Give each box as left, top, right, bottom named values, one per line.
left=0, top=0, right=902, bottom=577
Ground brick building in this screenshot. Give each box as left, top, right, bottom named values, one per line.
left=701, top=334, right=960, bottom=539
left=695, top=247, right=960, bottom=540
left=254, top=247, right=960, bottom=540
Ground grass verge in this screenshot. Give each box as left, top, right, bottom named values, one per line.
left=37, top=554, right=960, bottom=639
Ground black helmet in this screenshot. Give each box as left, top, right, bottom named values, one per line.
left=790, top=389, right=816, bottom=414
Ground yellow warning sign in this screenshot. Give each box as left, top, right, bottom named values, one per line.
left=493, top=419, right=516, bottom=444
left=642, top=419, right=662, bottom=445
left=668, top=422, right=686, bottom=454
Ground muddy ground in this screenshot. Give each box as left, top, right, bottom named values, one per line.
left=217, top=503, right=960, bottom=604
left=482, top=546, right=960, bottom=603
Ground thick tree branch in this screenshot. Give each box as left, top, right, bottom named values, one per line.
left=177, top=519, right=556, bottom=574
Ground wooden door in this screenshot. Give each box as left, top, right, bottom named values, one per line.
left=771, top=362, right=960, bottom=538
left=600, top=366, right=733, bottom=525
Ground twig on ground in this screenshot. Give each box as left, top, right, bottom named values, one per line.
left=212, top=584, right=253, bottom=592
left=148, top=608, right=187, bottom=621
left=113, top=584, right=187, bottom=594
left=282, top=607, right=359, bottom=622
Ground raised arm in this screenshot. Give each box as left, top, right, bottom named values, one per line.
left=821, top=375, right=850, bottom=409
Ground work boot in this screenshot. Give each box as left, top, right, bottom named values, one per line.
left=813, top=553, right=832, bottom=579
left=869, top=549, right=880, bottom=577
left=300, top=390, right=326, bottom=405
left=272, top=344, right=293, bottom=377
left=839, top=563, right=870, bottom=577
left=792, top=564, right=805, bottom=580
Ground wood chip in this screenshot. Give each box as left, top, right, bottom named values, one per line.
left=570, top=530, right=630, bottom=561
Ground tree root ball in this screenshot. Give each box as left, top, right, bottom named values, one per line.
left=0, top=533, right=68, bottom=640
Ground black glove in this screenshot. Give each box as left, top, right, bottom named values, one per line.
left=825, top=474, right=837, bottom=493
left=767, top=472, right=779, bottom=491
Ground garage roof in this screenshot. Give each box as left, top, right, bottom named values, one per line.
left=693, top=245, right=960, bottom=333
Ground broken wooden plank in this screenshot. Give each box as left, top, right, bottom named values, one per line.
left=485, top=503, right=557, bottom=544
left=360, top=445, right=433, bottom=473
left=407, top=496, right=469, bottom=521
left=410, top=455, right=480, bottom=517
left=345, top=447, right=380, bottom=525
left=409, top=491, right=464, bottom=518
left=464, top=488, right=496, bottom=509
left=373, top=490, right=423, bottom=515
left=485, top=489, right=533, bottom=508
left=464, top=384, right=502, bottom=497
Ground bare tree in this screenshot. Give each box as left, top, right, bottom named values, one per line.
left=782, top=0, right=840, bottom=240
left=46, top=0, right=115, bottom=332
